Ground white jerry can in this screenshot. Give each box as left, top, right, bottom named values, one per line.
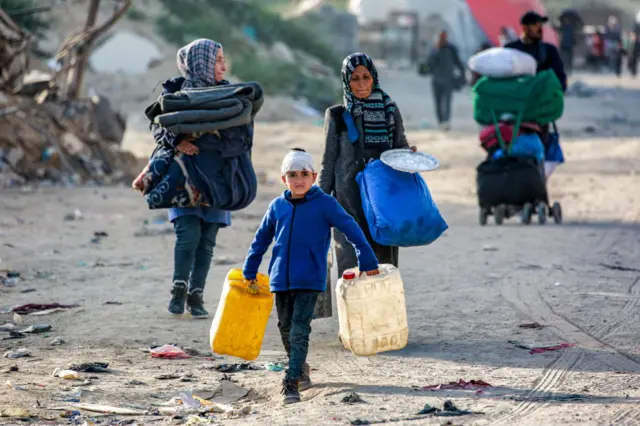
left=336, top=264, right=409, bottom=356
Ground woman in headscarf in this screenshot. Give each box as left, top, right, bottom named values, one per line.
left=147, top=39, right=246, bottom=319
left=317, top=53, right=415, bottom=313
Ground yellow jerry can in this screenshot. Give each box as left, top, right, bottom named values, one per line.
left=210, top=268, right=273, bottom=360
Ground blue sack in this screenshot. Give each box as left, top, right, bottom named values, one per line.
left=356, top=160, right=448, bottom=247
left=545, top=131, right=565, bottom=163
left=510, top=133, right=545, bottom=161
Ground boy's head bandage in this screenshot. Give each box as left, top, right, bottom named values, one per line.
left=281, top=151, right=315, bottom=176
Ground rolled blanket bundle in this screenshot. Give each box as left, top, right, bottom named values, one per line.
left=145, top=81, right=264, bottom=134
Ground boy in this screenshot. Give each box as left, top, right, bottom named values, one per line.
left=242, top=148, right=379, bottom=404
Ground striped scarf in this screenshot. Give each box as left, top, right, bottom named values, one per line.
left=342, top=53, right=396, bottom=146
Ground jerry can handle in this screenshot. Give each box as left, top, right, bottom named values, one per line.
left=246, top=281, right=260, bottom=295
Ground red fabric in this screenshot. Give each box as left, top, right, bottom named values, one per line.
left=467, top=0, right=559, bottom=47
left=529, top=343, right=576, bottom=355
left=479, top=122, right=542, bottom=152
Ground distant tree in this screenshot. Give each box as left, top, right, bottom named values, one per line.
left=0, top=0, right=50, bottom=38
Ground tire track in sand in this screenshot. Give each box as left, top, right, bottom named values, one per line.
left=494, top=228, right=640, bottom=424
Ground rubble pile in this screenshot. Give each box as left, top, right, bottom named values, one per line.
left=0, top=91, right=143, bottom=187
left=0, top=5, right=144, bottom=188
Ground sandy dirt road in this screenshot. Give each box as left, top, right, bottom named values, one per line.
left=1, top=72, right=639, bottom=425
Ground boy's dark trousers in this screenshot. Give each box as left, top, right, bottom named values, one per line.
left=275, top=291, right=319, bottom=381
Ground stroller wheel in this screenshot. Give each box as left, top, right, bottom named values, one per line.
left=521, top=203, right=533, bottom=225
left=552, top=202, right=563, bottom=224
left=479, top=208, right=489, bottom=226
left=494, top=205, right=506, bottom=225
left=537, top=202, right=547, bottom=225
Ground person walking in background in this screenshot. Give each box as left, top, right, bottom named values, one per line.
left=505, top=11, right=567, bottom=91
left=425, top=31, right=466, bottom=130
left=559, top=16, right=576, bottom=75
left=629, top=28, right=640, bottom=77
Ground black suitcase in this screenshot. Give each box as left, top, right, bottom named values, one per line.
left=476, top=157, right=548, bottom=208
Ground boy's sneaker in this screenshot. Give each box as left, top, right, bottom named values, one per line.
left=299, top=363, right=312, bottom=391
left=168, top=281, right=188, bottom=316
left=186, top=289, right=209, bottom=319
left=281, top=379, right=301, bottom=404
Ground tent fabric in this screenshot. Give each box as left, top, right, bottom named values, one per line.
left=467, top=0, right=558, bottom=47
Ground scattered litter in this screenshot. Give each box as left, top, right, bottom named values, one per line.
left=186, top=414, right=216, bottom=425
left=105, top=301, right=123, bottom=305
left=54, top=369, right=80, bottom=380
left=6, top=365, right=18, bottom=372
left=125, top=379, right=145, bottom=386
left=13, top=312, right=23, bottom=324
left=69, top=362, right=111, bottom=373
left=150, top=344, right=191, bottom=359
left=64, top=403, right=145, bottom=415
left=29, top=307, right=70, bottom=316
left=417, top=400, right=482, bottom=417
left=77, top=260, right=89, bottom=267
left=0, top=323, right=17, bottom=331
left=2, top=331, right=26, bottom=340
left=20, top=288, right=37, bottom=293
left=2, top=277, right=18, bottom=286
left=214, top=363, right=262, bottom=373
left=4, top=348, right=31, bottom=359
left=208, top=380, right=249, bottom=404
left=342, top=392, right=366, bottom=404
left=482, top=245, right=498, bottom=252
left=529, top=343, right=576, bottom=355
left=418, top=379, right=493, bottom=392
left=0, top=407, right=31, bottom=418
left=519, top=322, right=546, bottom=329
left=11, top=303, right=79, bottom=315
left=50, top=336, right=66, bottom=346
left=264, top=362, right=285, bottom=372
left=5, top=379, right=27, bottom=390
left=21, top=324, right=52, bottom=333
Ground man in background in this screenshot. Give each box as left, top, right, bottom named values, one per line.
left=505, top=11, right=567, bottom=91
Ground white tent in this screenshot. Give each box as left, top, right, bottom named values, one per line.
left=349, top=0, right=488, bottom=61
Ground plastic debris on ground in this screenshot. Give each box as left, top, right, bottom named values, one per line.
left=11, top=303, right=80, bottom=315
left=4, top=348, right=31, bottom=359
left=21, top=324, right=52, bottom=333
left=418, top=379, right=493, bottom=392
left=528, top=343, right=576, bottom=355
left=52, top=368, right=80, bottom=379
left=264, top=362, right=285, bottom=372
left=2, top=331, right=25, bottom=340
left=205, top=380, right=249, bottom=404
left=64, top=209, right=84, bottom=221
left=341, top=392, right=366, bottom=404
left=50, top=336, right=66, bottom=345
left=0, top=407, right=31, bottom=419
left=69, top=362, right=111, bottom=373
left=214, top=363, right=262, bottom=373
left=417, top=400, right=483, bottom=417
left=150, top=344, right=191, bottom=359
left=519, top=322, right=546, bottom=329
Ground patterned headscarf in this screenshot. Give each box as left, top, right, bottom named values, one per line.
left=342, top=52, right=396, bottom=145
left=177, top=39, right=223, bottom=89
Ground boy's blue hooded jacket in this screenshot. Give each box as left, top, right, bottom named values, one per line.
left=243, top=186, right=378, bottom=292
